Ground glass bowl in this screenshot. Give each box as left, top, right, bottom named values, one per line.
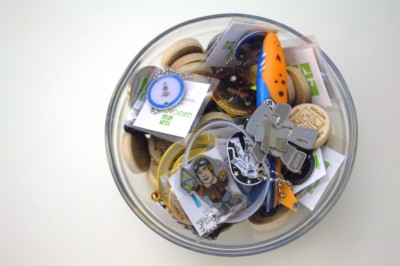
left=105, top=13, right=357, bottom=256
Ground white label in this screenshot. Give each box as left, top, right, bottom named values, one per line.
left=298, top=146, right=345, bottom=210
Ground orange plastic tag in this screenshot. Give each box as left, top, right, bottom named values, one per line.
left=261, top=32, right=288, bottom=104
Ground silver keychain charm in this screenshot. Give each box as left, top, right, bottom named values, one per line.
left=196, top=212, right=218, bottom=234
left=246, top=103, right=318, bottom=173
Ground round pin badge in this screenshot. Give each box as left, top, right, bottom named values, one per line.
left=147, top=73, right=185, bottom=110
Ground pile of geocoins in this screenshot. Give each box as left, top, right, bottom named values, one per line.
left=122, top=25, right=333, bottom=237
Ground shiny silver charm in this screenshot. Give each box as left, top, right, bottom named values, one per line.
left=246, top=103, right=318, bottom=173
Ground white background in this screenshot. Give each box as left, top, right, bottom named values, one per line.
left=1, top=1, right=399, bottom=265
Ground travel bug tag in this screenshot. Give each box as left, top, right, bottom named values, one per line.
left=280, top=143, right=307, bottom=173
left=289, top=127, right=318, bottom=150
left=271, top=103, right=291, bottom=125
left=247, top=103, right=317, bottom=172
left=282, top=151, right=315, bottom=185
left=245, top=102, right=273, bottom=137
left=227, top=132, right=264, bottom=185
left=147, top=73, right=186, bottom=111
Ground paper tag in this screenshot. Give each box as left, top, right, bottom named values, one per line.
left=320, top=145, right=346, bottom=180
left=292, top=147, right=326, bottom=194
left=284, top=46, right=332, bottom=106
left=127, top=80, right=210, bottom=140
left=297, top=146, right=345, bottom=210
left=205, top=21, right=273, bottom=68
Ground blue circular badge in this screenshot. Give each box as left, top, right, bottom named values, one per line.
left=147, top=74, right=185, bottom=110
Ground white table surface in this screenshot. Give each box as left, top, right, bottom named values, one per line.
left=1, top=1, right=399, bottom=265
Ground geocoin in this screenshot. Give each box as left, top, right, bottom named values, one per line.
left=288, top=103, right=331, bottom=149
left=212, top=69, right=257, bottom=116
